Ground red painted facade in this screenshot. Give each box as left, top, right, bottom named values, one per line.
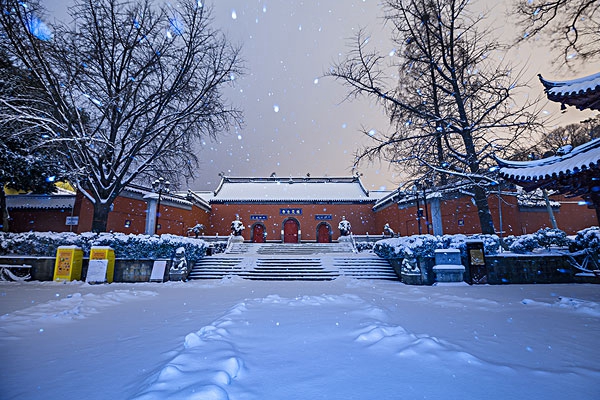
left=208, top=203, right=377, bottom=241
left=6, top=182, right=597, bottom=237
left=374, top=192, right=596, bottom=236
left=8, top=190, right=210, bottom=235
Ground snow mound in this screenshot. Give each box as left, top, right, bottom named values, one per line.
left=134, top=304, right=244, bottom=400
left=521, top=296, right=600, bottom=317
left=0, top=289, right=157, bottom=331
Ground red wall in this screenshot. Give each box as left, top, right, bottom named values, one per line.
left=516, top=195, right=598, bottom=234
left=8, top=191, right=596, bottom=237
left=374, top=193, right=596, bottom=236
left=207, top=203, right=377, bottom=241
left=9, top=209, right=75, bottom=232
left=74, top=192, right=209, bottom=235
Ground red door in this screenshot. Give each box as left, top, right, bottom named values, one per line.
left=283, top=219, right=299, bottom=243
left=317, top=223, right=331, bottom=243
left=253, top=224, right=265, bottom=243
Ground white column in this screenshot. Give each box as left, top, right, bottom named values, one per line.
left=430, top=197, right=443, bottom=236
left=145, top=197, right=158, bottom=235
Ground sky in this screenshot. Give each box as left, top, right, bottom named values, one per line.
left=41, top=0, right=597, bottom=192
left=2, top=278, right=600, bottom=399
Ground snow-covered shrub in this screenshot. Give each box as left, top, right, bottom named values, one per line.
left=374, top=235, right=442, bottom=260
left=505, top=234, right=538, bottom=253
left=375, top=234, right=500, bottom=260
left=0, top=232, right=207, bottom=261
left=440, top=234, right=501, bottom=256
left=572, top=226, right=600, bottom=253
left=534, top=228, right=571, bottom=249
left=0, top=232, right=87, bottom=256
left=355, top=241, right=374, bottom=252
left=504, top=228, right=572, bottom=253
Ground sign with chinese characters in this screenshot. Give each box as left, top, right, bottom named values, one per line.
left=315, top=214, right=332, bottom=220
left=65, top=216, right=79, bottom=226
left=280, top=208, right=302, bottom=215
left=250, top=215, right=268, bottom=220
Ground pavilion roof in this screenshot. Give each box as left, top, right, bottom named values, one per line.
left=6, top=193, right=75, bottom=210
left=496, top=138, right=600, bottom=194
left=539, top=71, right=600, bottom=111
left=208, top=176, right=376, bottom=203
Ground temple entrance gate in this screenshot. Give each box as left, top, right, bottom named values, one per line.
left=283, top=218, right=300, bottom=243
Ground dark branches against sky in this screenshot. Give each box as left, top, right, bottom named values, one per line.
left=328, top=0, right=546, bottom=234
left=0, top=0, right=243, bottom=232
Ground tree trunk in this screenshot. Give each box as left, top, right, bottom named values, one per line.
left=472, top=185, right=495, bottom=235
left=91, top=202, right=112, bottom=233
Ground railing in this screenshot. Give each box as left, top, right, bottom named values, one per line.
left=561, top=248, right=600, bottom=275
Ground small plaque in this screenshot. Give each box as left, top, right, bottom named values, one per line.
left=86, top=260, right=108, bottom=284
left=150, top=260, right=168, bottom=282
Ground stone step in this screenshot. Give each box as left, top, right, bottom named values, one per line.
left=188, top=257, right=245, bottom=279
left=225, top=242, right=355, bottom=255
left=189, top=245, right=398, bottom=281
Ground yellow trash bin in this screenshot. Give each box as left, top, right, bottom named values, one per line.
left=89, top=246, right=116, bottom=283
left=54, top=246, right=83, bottom=281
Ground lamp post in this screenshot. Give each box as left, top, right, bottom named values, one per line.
left=422, top=179, right=432, bottom=234
left=152, top=177, right=170, bottom=234
left=412, top=183, right=422, bottom=235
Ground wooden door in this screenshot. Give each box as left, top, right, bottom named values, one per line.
left=252, top=224, right=265, bottom=243
left=317, top=223, right=331, bottom=243
left=283, top=219, right=299, bottom=243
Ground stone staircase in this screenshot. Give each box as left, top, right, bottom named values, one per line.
left=333, top=256, right=398, bottom=280
left=189, top=242, right=398, bottom=281
left=187, top=257, right=245, bottom=280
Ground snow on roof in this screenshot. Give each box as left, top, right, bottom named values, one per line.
left=539, top=72, right=600, bottom=110
left=7, top=194, right=75, bottom=210
left=207, top=176, right=374, bottom=203
left=496, top=138, right=600, bottom=182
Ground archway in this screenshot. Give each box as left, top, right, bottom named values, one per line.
left=252, top=223, right=266, bottom=243
left=316, top=222, right=332, bottom=243
left=282, top=218, right=300, bottom=243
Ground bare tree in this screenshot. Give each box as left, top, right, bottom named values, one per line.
left=329, top=0, right=543, bottom=235
left=512, top=115, right=600, bottom=160
left=512, top=0, right=599, bottom=67
left=0, top=0, right=243, bottom=232
left=0, top=47, right=67, bottom=231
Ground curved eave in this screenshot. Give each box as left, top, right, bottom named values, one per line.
left=496, top=138, right=600, bottom=182
left=499, top=164, right=598, bottom=184
left=210, top=199, right=376, bottom=205
left=539, top=72, right=600, bottom=111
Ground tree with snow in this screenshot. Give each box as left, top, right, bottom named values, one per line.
left=328, top=0, right=543, bottom=234
left=0, top=48, right=66, bottom=231
left=0, top=0, right=243, bottom=232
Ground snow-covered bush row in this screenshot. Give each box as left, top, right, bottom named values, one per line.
left=503, top=228, right=572, bottom=253
left=0, top=232, right=207, bottom=261
left=355, top=241, right=374, bottom=252
left=374, top=227, right=599, bottom=259
left=374, top=234, right=501, bottom=260
left=572, top=226, right=600, bottom=252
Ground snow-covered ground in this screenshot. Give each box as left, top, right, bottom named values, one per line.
left=1, top=278, right=599, bottom=399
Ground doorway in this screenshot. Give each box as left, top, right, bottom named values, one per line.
left=252, top=223, right=266, bottom=243
left=283, top=218, right=299, bottom=243
left=316, top=222, right=332, bottom=243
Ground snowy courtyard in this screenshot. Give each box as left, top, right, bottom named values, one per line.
left=1, top=278, right=599, bottom=399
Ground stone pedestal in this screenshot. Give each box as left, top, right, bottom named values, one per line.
left=433, top=249, right=466, bottom=284
left=230, top=235, right=244, bottom=243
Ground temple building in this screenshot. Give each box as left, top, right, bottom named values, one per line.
left=5, top=174, right=597, bottom=238
left=496, top=71, right=600, bottom=221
